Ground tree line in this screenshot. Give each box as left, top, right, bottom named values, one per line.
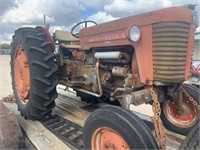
left=0, top=43, right=11, bottom=49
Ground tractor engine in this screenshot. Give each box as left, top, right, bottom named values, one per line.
left=57, top=45, right=143, bottom=105
left=55, top=5, right=198, bottom=110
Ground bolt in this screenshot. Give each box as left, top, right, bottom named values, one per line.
left=122, top=144, right=127, bottom=148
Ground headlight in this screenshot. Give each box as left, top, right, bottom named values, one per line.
left=128, top=26, right=140, bottom=42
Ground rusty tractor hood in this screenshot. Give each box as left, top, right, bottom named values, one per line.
left=79, top=6, right=196, bottom=50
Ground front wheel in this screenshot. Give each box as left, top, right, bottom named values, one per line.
left=83, top=105, right=158, bottom=149
left=161, top=84, right=199, bottom=135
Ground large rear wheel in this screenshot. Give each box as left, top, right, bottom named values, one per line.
left=83, top=105, right=158, bottom=149
left=161, top=84, right=199, bottom=135
left=10, top=27, right=58, bottom=120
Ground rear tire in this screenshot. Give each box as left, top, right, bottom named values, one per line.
left=10, top=27, right=58, bottom=120
left=83, top=105, right=158, bottom=149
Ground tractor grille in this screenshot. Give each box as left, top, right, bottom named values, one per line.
left=152, top=22, right=189, bottom=83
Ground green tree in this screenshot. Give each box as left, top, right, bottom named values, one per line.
left=0, top=43, right=11, bottom=49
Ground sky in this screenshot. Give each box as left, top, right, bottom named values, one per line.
left=0, top=0, right=200, bottom=44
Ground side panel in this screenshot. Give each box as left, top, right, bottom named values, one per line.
left=134, top=26, right=153, bottom=84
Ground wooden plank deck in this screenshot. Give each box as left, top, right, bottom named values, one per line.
left=2, top=86, right=186, bottom=150
left=4, top=102, right=72, bottom=150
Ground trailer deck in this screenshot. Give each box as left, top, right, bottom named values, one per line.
left=2, top=86, right=186, bottom=150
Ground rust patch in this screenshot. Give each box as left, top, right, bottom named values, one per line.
left=72, top=50, right=85, bottom=62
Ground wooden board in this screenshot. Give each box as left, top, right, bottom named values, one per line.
left=3, top=103, right=72, bottom=150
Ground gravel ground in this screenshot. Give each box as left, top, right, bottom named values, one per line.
left=0, top=54, right=153, bottom=116
left=0, top=55, right=12, bottom=100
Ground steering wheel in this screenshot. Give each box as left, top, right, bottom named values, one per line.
left=71, top=20, right=97, bottom=38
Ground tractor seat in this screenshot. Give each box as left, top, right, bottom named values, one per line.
left=60, top=43, right=80, bottom=49
left=54, top=30, right=80, bottom=49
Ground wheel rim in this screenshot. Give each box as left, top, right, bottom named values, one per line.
left=14, top=45, right=30, bottom=104
left=92, top=127, right=130, bottom=150
left=163, top=97, right=198, bottom=128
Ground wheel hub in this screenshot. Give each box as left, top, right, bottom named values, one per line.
left=164, top=97, right=197, bottom=127
left=175, top=102, right=190, bottom=115
left=92, top=127, right=129, bottom=150
left=14, top=45, right=30, bottom=104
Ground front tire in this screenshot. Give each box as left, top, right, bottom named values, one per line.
left=11, top=27, right=58, bottom=120
left=83, top=105, right=158, bottom=149
left=161, top=84, right=199, bottom=135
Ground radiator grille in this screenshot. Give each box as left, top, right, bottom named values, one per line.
left=152, top=22, right=189, bottom=83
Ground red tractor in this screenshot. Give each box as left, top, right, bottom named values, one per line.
left=10, top=5, right=199, bottom=149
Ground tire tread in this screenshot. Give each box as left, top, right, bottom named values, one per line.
left=10, top=27, right=58, bottom=120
